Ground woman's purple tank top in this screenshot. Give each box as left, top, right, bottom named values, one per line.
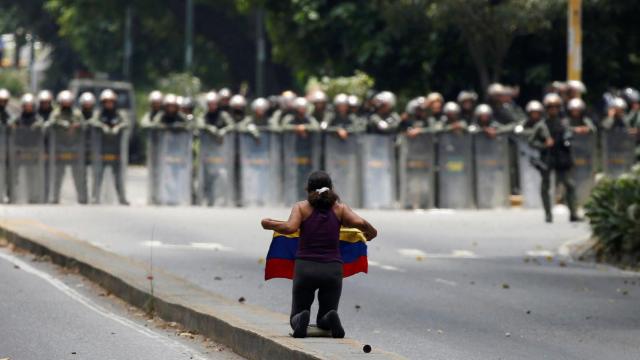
left=297, top=208, right=342, bottom=263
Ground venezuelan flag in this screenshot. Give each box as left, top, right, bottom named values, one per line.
left=265, top=227, right=368, bottom=280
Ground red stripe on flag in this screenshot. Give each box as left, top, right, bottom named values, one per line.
left=265, top=258, right=295, bottom=280
left=343, top=256, right=368, bottom=277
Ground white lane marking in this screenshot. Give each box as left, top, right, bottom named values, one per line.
left=0, top=251, right=209, bottom=360
left=398, top=249, right=427, bottom=258
left=451, top=250, right=478, bottom=258
left=368, top=260, right=404, bottom=272
left=398, top=248, right=480, bottom=259
left=142, top=240, right=233, bottom=252
left=427, top=209, right=456, bottom=215
left=435, top=278, right=458, bottom=287
left=526, top=250, right=555, bottom=257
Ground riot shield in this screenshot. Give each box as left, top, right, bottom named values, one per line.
left=196, top=132, right=236, bottom=207
left=48, top=125, right=87, bottom=204
left=282, top=132, right=321, bottom=205
left=238, top=132, right=282, bottom=207
left=473, top=133, right=510, bottom=208
left=398, top=133, right=435, bottom=209
left=0, top=126, right=7, bottom=203
left=324, top=133, right=360, bottom=207
left=436, top=131, right=474, bottom=209
left=89, top=127, right=129, bottom=204
left=602, top=128, right=636, bottom=178
left=148, top=129, right=193, bottom=206
left=8, top=126, right=46, bottom=203
left=360, top=134, right=396, bottom=209
left=516, top=135, right=543, bottom=208
left=571, top=132, right=596, bottom=205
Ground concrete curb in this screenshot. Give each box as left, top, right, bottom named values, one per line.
left=0, top=219, right=405, bottom=360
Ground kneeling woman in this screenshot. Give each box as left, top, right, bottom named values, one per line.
left=261, top=171, right=377, bottom=338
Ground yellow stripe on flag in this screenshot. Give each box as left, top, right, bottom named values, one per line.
left=273, top=226, right=366, bottom=243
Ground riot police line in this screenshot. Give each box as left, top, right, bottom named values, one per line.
left=0, top=88, right=129, bottom=205
left=0, top=80, right=637, bottom=211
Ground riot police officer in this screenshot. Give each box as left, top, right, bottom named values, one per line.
left=402, top=97, right=436, bottom=137
left=47, top=90, right=87, bottom=204
left=457, top=90, right=478, bottom=123
left=309, top=90, right=331, bottom=125
left=228, top=95, right=248, bottom=124
left=425, top=92, right=446, bottom=125
left=37, top=90, right=54, bottom=122
left=237, top=98, right=279, bottom=137
left=152, top=94, right=190, bottom=129
left=197, top=91, right=234, bottom=138
left=7, top=94, right=46, bottom=203
left=566, top=98, right=596, bottom=134
left=179, top=96, right=196, bottom=122
left=270, top=90, right=297, bottom=126
left=281, top=97, right=320, bottom=135
left=367, top=91, right=400, bottom=134
left=473, top=104, right=506, bottom=137
left=217, top=88, right=232, bottom=113
left=79, top=92, right=97, bottom=121
left=529, top=93, right=580, bottom=223
left=347, top=95, right=361, bottom=116
left=141, top=90, right=163, bottom=128
left=88, top=89, right=129, bottom=205
left=602, top=97, right=637, bottom=133
left=0, top=88, right=11, bottom=124
left=439, top=102, right=467, bottom=132
left=567, top=80, right=586, bottom=100
left=521, top=100, right=545, bottom=131
left=322, top=93, right=364, bottom=139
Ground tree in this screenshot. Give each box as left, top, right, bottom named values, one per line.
left=429, top=0, right=561, bottom=95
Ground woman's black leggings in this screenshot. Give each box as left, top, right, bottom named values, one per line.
left=291, top=259, right=343, bottom=328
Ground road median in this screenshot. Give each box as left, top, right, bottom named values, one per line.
left=0, top=219, right=405, bottom=360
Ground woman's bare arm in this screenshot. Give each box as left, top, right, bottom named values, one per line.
left=340, top=204, right=377, bottom=241
left=261, top=202, right=304, bottom=234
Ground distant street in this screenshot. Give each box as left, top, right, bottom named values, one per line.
left=3, top=172, right=639, bottom=360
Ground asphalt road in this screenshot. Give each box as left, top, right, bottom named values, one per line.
left=0, top=245, right=242, bottom=360
left=2, top=203, right=639, bottom=360
left=4, top=167, right=640, bottom=359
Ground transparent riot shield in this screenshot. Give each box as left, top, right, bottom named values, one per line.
left=516, top=135, right=543, bottom=208
left=282, top=132, right=321, bottom=205
left=238, top=132, right=282, bottom=207
left=437, top=131, right=474, bottom=209
left=324, top=133, right=360, bottom=207
left=473, top=133, right=510, bottom=208
left=148, top=129, right=193, bottom=206
left=196, top=132, right=236, bottom=207
left=0, top=126, right=7, bottom=203
left=360, top=134, right=396, bottom=209
left=602, top=128, right=636, bottom=178
left=89, top=127, right=129, bottom=204
left=398, top=133, right=435, bottom=209
left=48, top=126, right=87, bottom=204
left=571, top=132, right=596, bottom=205
left=8, top=127, right=46, bottom=203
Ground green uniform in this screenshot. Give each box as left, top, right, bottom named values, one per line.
left=196, top=110, right=235, bottom=138
left=366, top=112, right=401, bottom=134
left=46, top=107, right=87, bottom=204
left=528, top=117, right=578, bottom=221
left=280, top=113, right=321, bottom=132
left=323, top=112, right=365, bottom=134
left=87, top=109, right=129, bottom=204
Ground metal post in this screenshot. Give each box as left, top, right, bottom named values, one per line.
left=123, top=5, right=133, bottom=80
left=255, top=6, right=266, bottom=97
left=27, top=33, right=36, bottom=92
left=185, top=0, right=194, bottom=74
left=567, top=0, right=582, bottom=81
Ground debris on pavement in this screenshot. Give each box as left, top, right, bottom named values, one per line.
left=363, top=344, right=372, bottom=353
